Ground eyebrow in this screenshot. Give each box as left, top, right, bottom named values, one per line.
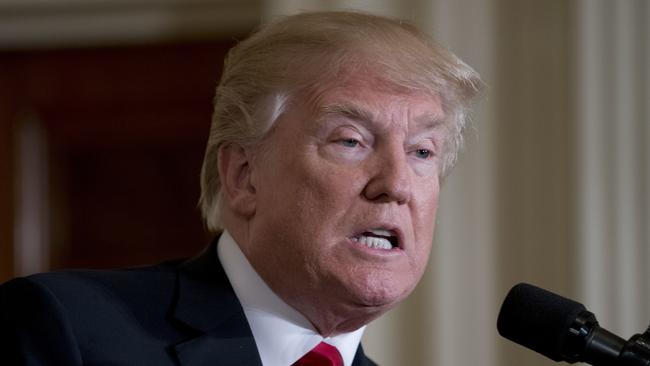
left=413, top=113, right=447, bottom=131
left=317, top=104, right=376, bottom=125
left=317, top=103, right=446, bottom=132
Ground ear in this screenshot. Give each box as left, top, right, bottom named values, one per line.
left=218, top=144, right=256, bottom=217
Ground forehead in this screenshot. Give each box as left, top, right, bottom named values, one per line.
left=304, top=73, right=445, bottom=130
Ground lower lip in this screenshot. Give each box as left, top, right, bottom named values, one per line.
left=346, top=237, right=404, bottom=258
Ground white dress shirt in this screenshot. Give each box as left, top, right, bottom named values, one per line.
left=217, top=231, right=366, bottom=366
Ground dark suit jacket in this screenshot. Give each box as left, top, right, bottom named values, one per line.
left=0, top=242, right=377, bottom=366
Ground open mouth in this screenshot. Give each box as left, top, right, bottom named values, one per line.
left=351, top=229, right=399, bottom=250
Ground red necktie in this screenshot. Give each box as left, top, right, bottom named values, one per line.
left=293, top=342, right=344, bottom=366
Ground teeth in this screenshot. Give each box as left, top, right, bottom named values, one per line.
left=367, top=229, right=395, bottom=237
left=352, top=235, right=392, bottom=250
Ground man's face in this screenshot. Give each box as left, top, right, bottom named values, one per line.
left=244, top=73, right=446, bottom=330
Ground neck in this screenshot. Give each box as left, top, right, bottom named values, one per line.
left=293, top=300, right=386, bottom=337
left=262, top=275, right=392, bottom=337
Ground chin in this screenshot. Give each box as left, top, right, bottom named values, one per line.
left=344, top=271, right=416, bottom=309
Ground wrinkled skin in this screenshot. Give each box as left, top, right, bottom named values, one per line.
left=222, top=73, right=447, bottom=336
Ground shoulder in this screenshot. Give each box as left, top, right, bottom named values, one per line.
left=0, top=262, right=182, bottom=338
left=0, top=242, right=234, bottom=365
left=0, top=262, right=188, bottom=365
left=2, top=262, right=178, bottom=307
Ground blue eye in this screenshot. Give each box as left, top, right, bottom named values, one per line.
left=414, top=149, right=432, bottom=159
left=339, top=138, right=360, bottom=148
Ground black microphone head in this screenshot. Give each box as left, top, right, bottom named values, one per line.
left=497, top=283, right=587, bottom=362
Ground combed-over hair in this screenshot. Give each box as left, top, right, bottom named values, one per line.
left=199, top=11, right=483, bottom=232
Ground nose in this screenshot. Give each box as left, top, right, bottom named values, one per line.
left=363, top=145, right=412, bottom=205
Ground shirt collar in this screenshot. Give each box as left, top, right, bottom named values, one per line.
left=217, top=231, right=365, bottom=366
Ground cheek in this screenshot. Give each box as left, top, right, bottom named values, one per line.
left=291, top=159, right=365, bottom=213
left=420, top=198, right=439, bottom=235
left=258, top=161, right=356, bottom=244
left=411, top=183, right=440, bottom=254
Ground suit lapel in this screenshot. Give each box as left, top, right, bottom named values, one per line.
left=171, top=238, right=263, bottom=366
left=352, top=345, right=378, bottom=366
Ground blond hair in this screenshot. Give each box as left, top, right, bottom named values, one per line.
left=199, top=11, right=483, bottom=232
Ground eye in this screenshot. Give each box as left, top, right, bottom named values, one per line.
left=339, top=138, right=361, bottom=148
left=414, top=148, right=433, bottom=159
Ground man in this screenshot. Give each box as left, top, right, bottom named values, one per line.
left=0, top=11, right=481, bottom=366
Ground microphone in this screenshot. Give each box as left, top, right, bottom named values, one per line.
left=497, top=283, right=650, bottom=365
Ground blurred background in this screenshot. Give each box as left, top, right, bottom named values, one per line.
left=0, top=0, right=647, bottom=365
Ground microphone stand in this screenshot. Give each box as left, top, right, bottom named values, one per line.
left=618, top=325, right=650, bottom=366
